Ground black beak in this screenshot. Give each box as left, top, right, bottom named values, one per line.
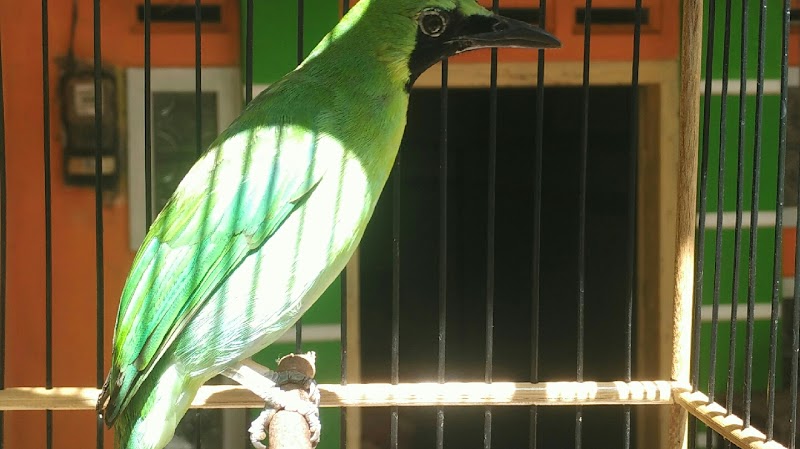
left=407, top=11, right=561, bottom=89
left=449, top=14, right=561, bottom=51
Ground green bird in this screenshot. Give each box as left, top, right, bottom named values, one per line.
left=97, top=0, right=559, bottom=448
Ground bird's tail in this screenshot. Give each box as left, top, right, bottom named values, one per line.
left=112, top=363, right=201, bottom=449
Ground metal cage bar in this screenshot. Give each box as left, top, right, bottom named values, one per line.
left=723, top=0, right=749, bottom=447
left=577, top=2, right=592, bottom=448
left=92, top=0, right=106, bottom=447
left=295, top=0, right=305, bottom=354
left=625, top=2, right=643, bottom=449
left=390, top=149, right=401, bottom=449
left=0, top=12, right=6, bottom=449
left=436, top=48, right=449, bottom=449
left=339, top=3, right=350, bottom=449
left=529, top=0, right=545, bottom=446
left=144, top=0, right=153, bottom=229
left=767, top=0, right=793, bottom=440
left=40, top=0, right=54, bottom=448
left=485, top=0, right=499, bottom=448
left=192, top=2, right=203, bottom=446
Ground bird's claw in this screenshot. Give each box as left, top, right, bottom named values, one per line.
left=249, top=408, right=276, bottom=449
left=248, top=371, right=322, bottom=449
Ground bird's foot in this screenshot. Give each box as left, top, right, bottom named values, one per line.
left=248, top=375, right=321, bottom=448
left=222, top=356, right=321, bottom=449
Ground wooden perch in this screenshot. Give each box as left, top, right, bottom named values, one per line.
left=269, top=352, right=317, bottom=449
left=0, top=380, right=684, bottom=410
left=674, top=389, right=788, bottom=449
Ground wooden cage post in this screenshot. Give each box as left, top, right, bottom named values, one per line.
left=670, top=0, right=705, bottom=448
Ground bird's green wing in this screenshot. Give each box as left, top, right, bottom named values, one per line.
left=100, top=123, right=327, bottom=423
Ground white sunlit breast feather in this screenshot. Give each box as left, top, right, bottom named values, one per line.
left=174, top=128, right=372, bottom=371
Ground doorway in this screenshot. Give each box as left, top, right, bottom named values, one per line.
left=359, top=86, right=639, bottom=449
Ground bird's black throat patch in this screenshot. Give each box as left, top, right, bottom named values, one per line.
left=406, top=11, right=498, bottom=91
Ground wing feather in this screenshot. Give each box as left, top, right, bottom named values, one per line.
left=99, top=123, right=326, bottom=423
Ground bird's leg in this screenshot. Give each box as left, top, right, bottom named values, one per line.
left=222, top=356, right=321, bottom=449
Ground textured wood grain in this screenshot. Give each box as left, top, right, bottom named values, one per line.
left=416, top=60, right=678, bottom=88
left=0, top=380, right=685, bottom=410
left=675, top=390, right=789, bottom=449
left=671, top=1, right=704, bottom=449
left=344, top=251, right=363, bottom=449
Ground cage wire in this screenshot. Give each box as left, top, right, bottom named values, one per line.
left=0, top=0, right=797, bottom=449
left=688, top=0, right=797, bottom=448
left=0, top=13, right=6, bottom=449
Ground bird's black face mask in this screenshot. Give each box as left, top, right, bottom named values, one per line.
left=407, top=8, right=561, bottom=90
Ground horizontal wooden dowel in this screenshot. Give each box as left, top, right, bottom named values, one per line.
left=317, top=380, right=685, bottom=408
left=674, top=390, right=788, bottom=449
left=0, top=380, right=686, bottom=411
left=415, top=61, right=679, bottom=88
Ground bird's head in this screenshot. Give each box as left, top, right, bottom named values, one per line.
left=308, top=0, right=561, bottom=89
left=400, top=0, right=561, bottom=82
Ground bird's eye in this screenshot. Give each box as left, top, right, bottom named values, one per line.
left=419, top=8, right=447, bottom=37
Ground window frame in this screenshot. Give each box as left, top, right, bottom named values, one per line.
left=125, top=66, right=243, bottom=250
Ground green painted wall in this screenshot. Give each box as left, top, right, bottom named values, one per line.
left=696, top=0, right=788, bottom=403
left=241, top=0, right=341, bottom=85
left=700, top=0, right=786, bottom=80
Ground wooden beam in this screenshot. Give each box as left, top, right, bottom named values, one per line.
left=344, top=250, right=362, bottom=449
left=0, top=381, right=686, bottom=411
left=671, top=0, right=705, bottom=448
left=414, top=60, right=678, bottom=88
left=675, top=390, right=789, bottom=449
left=657, top=58, right=683, bottom=449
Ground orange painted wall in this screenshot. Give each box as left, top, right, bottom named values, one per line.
left=347, top=0, right=681, bottom=62
left=0, top=0, right=239, bottom=448
left=794, top=1, right=800, bottom=65
left=468, top=0, right=680, bottom=62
